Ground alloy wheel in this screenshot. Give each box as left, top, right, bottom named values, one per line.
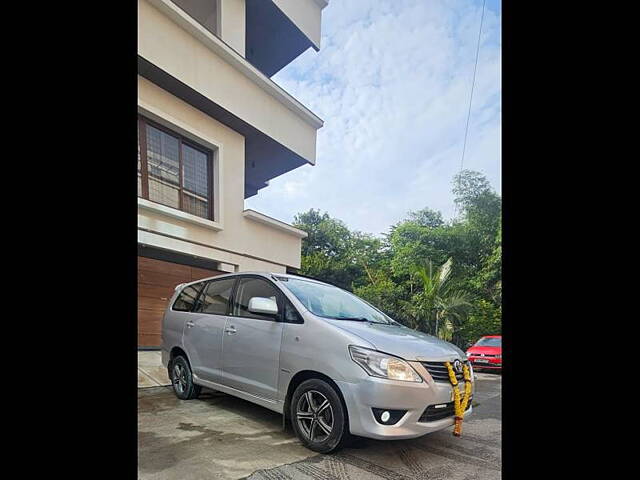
left=173, top=363, right=187, bottom=394
left=296, top=390, right=334, bottom=442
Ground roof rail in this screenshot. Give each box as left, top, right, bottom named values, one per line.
left=284, top=271, right=325, bottom=282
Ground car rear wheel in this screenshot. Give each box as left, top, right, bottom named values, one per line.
left=290, top=379, right=350, bottom=453
left=169, top=356, right=201, bottom=400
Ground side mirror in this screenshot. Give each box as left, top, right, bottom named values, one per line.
left=248, top=297, right=279, bottom=316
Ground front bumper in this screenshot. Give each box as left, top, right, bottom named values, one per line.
left=336, top=362, right=474, bottom=440
left=468, top=356, right=502, bottom=369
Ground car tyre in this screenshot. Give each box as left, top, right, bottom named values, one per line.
left=290, top=378, right=350, bottom=454
left=169, top=355, right=201, bottom=400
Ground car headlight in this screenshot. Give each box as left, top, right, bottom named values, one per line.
left=349, top=346, right=422, bottom=382
left=466, top=351, right=474, bottom=357
left=495, top=354, right=502, bottom=359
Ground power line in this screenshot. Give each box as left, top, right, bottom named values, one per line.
left=454, top=0, right=486, bottom=221
left=459, top=0, right=486, bottom=173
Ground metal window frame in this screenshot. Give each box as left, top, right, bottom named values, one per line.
left=138, top=114, right=214, bottom=220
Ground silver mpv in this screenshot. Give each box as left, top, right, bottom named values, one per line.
left=162, top=272, right=473, bottom=453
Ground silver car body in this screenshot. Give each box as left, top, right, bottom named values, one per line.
left=161, top=272, right=473, bottom=440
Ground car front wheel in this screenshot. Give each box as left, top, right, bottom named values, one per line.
left=290, top=378, right=350, bottom=453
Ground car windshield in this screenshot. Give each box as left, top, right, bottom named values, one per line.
left=475, top=337, right=501, bottom=347
left=278, top=277, right=394, bottom=324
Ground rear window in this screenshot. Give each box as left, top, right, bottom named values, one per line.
left=172, top=283, right=204, bottom=312
left=475, top=337, right=501, bottom=347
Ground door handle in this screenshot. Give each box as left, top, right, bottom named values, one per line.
left=225, top=325, right=237, bottom=335
left=186, top=321, right=195, bottom=328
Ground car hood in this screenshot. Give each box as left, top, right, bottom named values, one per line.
left=329, top=320, right=466, bottom=362
left=468, top=346, right=501, bottom=355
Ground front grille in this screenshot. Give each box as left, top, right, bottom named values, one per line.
left=421, top=361, right=470, bottom=383
left=419, top=397, right=473, bottom=423
left=473, top=353, right=497, bottom=358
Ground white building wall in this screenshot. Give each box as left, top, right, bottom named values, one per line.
left=137, top=76, right=305, bottom=272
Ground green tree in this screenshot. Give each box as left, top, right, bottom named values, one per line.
left=410, top=258, right=471, bottom=342
left=459, top=300, right=501, bottom=346
left=293, top=209, right=386, bottom=290
left=294, top=209, right=351, bottom=258
left=471, top=219, right=502, bottom=305
left=354, top=271, right=406, bottom=322
left=452, top=170, right=501, bottom=256
left=407, top=207, right=445, bottom=228
left=294, top=170, right=501, bottom=347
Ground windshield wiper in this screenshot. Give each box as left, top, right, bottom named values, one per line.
left=331, top=316, right=388, bottom=324
left=332, top=316, right=370, bottom=321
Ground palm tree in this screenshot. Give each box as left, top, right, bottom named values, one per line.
left=410, top=258, right=471, bottom=341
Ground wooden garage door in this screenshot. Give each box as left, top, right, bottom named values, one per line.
left=138, top=256, right=224, bottom=347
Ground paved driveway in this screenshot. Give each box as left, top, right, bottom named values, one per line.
left=139, top=351, right=171, bottom=388
left=138, top=373, right=501, bottom=480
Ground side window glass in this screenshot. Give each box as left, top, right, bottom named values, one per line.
left=284, top=302, right=303, bottom=324
left=233, top=278, right=280, bottom=320
left=194, top=278, right=235, bottom=314
left=172, top=282, right=204, bottom=312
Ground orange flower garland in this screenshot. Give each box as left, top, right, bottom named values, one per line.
left=445, top=361, right=472, bottom=437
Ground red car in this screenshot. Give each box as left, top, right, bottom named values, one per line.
left=466, top=335, right=502, bottom=371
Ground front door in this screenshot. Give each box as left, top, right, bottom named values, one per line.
left=221, top=276, right=283, bottom=400
left=182, top=277, right=236, bottom=383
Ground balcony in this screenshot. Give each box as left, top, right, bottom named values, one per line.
left=138, top=204, right=307, bottom=270
left=246, top=0, right=328, bottom=77
left=138, top=0, right=324, bottom=198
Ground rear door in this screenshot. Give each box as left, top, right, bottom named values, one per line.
left=182, top=277, right=236, bottom=383
left=221, top=276, right=284, bottom=400
left=138, top=256, right=223, bottom=347
left=163, top=281, right=205, bottom=358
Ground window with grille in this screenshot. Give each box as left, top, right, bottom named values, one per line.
left=138, top=116, right=214, bottom=220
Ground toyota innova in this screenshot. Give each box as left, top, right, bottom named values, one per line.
left=162, top=272, right=473, bottom=453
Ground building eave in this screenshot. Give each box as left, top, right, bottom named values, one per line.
left=243, top=209, right=308, bottom=238
left=147, top=0, right=324, bottom=130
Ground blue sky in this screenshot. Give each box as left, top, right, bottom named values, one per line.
left=246, top=0, right=501, bottom=236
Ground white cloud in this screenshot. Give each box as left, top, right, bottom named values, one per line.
left=246, top=0, right=501, bottom=235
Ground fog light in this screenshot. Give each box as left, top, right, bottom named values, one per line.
left=371, top=408, right=407, bottom=425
